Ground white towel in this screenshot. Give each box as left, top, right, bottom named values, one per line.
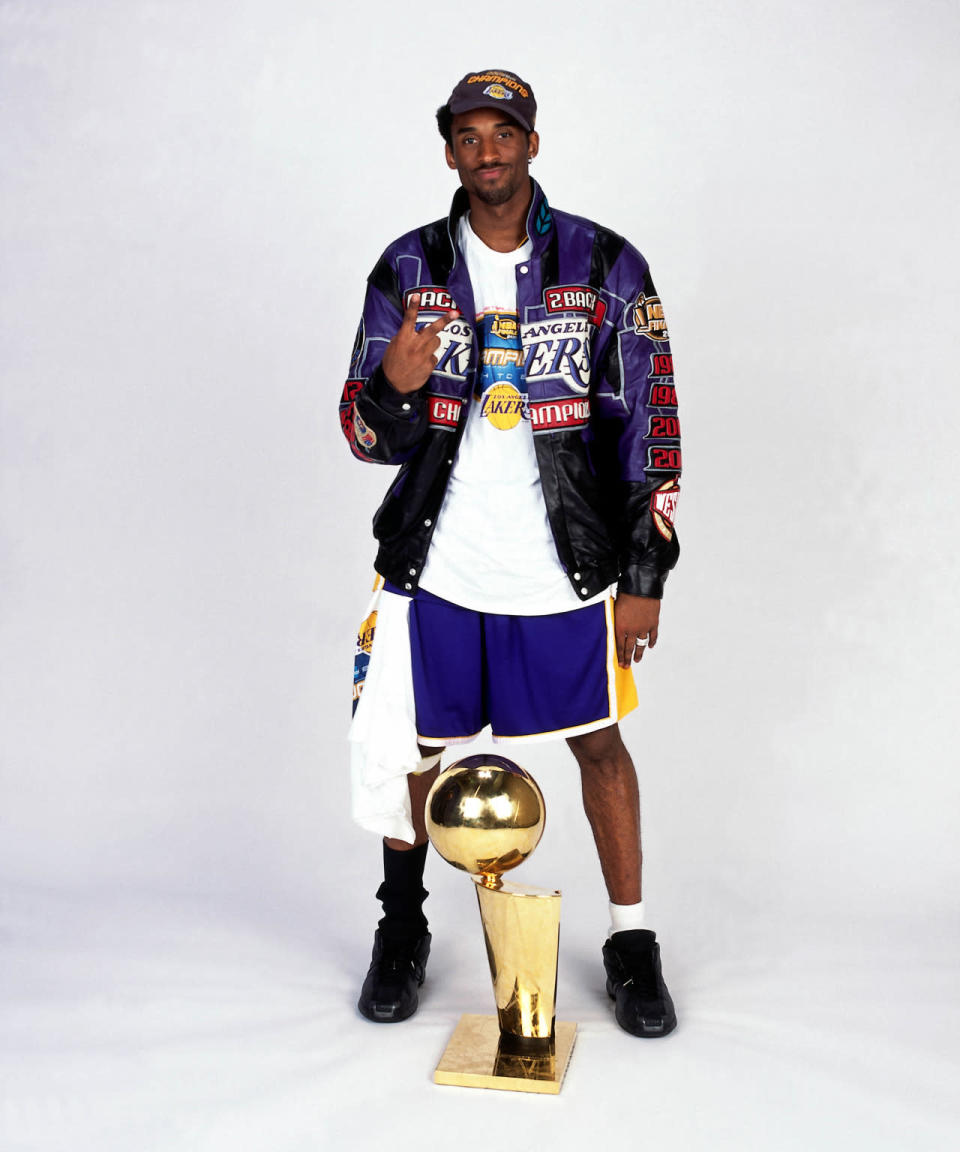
left=348, top=586, right=425, bottom=843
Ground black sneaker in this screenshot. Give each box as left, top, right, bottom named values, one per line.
left=357, top=928, right=431, bottom=1023
left=602, top=929, right=677, bottom=1038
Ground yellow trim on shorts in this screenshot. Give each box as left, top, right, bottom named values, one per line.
left=607, top=598, right=639, bottom=721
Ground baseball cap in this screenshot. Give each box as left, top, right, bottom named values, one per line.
left=446, top=69, right=537, bottom=132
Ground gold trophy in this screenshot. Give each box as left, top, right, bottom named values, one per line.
left=426, top=754, right=576, bottom=1094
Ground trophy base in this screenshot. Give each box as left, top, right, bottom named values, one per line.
left=433, top=1014, right=577, bottom=1094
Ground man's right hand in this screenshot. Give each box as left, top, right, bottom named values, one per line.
left=381, top=293, right=460, bottom=395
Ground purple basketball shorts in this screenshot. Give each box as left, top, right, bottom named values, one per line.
left=386, top=583, right=638, bottom=745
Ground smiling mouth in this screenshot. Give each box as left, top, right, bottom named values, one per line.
left=476, top=166, right=505, bottom=179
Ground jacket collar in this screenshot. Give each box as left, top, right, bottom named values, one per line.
left=446, top=178, right=555, bottom=262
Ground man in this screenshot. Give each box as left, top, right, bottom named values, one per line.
left=339, top=69, right=681, bottom=1038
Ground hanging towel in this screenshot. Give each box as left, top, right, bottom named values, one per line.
left=348, top=581, right=425, bottom=842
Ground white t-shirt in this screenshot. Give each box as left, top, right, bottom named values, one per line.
left=419, top=214, right=604, bottom=615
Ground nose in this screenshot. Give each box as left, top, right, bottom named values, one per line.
left=478, top=135, right=502, bottom=166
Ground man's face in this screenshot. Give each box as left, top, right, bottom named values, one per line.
left=445, top=107, right=539, bottom=208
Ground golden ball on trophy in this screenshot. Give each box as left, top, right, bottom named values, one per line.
left=425, top=754, right=545, bottom=884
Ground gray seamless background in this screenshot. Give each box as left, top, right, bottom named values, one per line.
left=1, top=1, right=958, bottom=1149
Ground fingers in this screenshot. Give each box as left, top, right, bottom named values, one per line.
left=422, top=309, right=460, bottom=337
left=403, top=294, right=460, bottom=336
left=400, top=293, right=421, bottom=330
left=617, top=632, right=652, bottom=667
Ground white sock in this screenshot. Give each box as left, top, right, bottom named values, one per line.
left=608, top=900, right=646, bottom=938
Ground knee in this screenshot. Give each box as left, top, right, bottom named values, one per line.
left=567, top=725, right=629, bottom=774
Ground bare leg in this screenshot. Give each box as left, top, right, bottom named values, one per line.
left=384, top=745, right=444, bottom=851
left=567, top=725, right=642, bottom=904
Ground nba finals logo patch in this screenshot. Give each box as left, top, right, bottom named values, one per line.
left=651, top=477, right=680, bottom=540
left=478, top=310, right=528, bottom=430
left=631, top=293, right=669, bottom=341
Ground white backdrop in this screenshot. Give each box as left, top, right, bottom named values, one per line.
left=2, top=2, right=958, bottom=1149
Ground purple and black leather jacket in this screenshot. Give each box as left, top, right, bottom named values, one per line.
left=338, top=180, right=681, bottom=602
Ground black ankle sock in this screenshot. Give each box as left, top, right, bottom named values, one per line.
left=377, top=841, right=429, bottom=940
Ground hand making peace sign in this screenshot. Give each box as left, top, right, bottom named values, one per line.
left=381, top=293, right=460, bottom=395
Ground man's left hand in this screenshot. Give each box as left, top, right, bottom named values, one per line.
left=614, top=593, right=661, bottom=667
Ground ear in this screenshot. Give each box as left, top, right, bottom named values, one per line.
left=527, top=131, right=540, bottom=162
left=445, top=142, right=457, bottom=170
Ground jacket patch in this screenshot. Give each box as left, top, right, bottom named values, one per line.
left=530, top=397, right=590, bottom=433
left=428, top=396, right=462, bottom=428
left=339, top=379, right=363, bottom=441
left=521, top=316, right=592, bottom=394
left=648, top=414, right=681, bottom=438
left=405, top=286, right=456, bottom=313
left=651, top=478, right=680, bottom=540
left=649, top=382, right=678, bottom=407
left=647, top=445, right=682, bottom=473
left=629, top=292, right=669, bottom=341
left=648, top=353, right=677, bottom=407
left=432, top=318, right=474, bottom=381
left=340, top=378, right=363, bottom=405
left=543, top=285, right=607, bottom=327
left=353, top=411, right=377, bottom=451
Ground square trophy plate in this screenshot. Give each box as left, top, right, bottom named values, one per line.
left=434, top=1014, right=577, bottom=1094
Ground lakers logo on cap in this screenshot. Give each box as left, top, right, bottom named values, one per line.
left=483, top=83, right=513, bottom=101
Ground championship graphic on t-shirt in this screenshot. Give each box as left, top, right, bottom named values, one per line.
left=476, top=310, right=527, bottom=431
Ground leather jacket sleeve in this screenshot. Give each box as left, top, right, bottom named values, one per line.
left=338, top=255, right=429, bottom=465
left=597, top=261, right=681, bottom=600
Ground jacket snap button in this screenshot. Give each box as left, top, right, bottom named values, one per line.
left=519, top=264, right=529, bottom=274
left=581, top=587, right=589, bottom=596
left=409, top=568, right=416, bottom=576
left=401, top=402, right=411, bottom=411
left=404, top=583, right=412, bottom=591
left=424, top=519, right=432, bottom=527
left=573, top=571, right=581, bottom=581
